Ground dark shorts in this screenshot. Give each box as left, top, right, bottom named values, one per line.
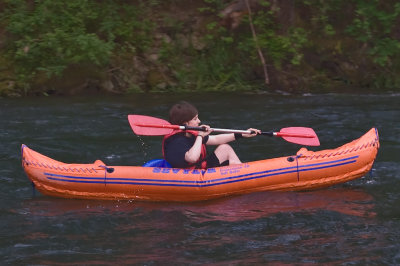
left=205, top=153, right=229, bottom=168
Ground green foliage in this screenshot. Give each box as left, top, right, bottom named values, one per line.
left=198, top=0, right=226, bottom=13
left=345, top=0, right=400, bottom=66
left=305, top=0, right=344, bottom=36
left=2, top=0, right=153, bottom=84
left=192, top=45, right=245, bottom=91
left=241, top=9, right=308, bottom=68
left=1, top=0, right=400, bottom=95
left=171, top=41, right=247, bottom=91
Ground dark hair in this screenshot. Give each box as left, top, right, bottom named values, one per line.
left=169, top=101, right=198, bottom=125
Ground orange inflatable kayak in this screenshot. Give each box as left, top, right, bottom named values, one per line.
left=22, top=128, right=379, bottom=202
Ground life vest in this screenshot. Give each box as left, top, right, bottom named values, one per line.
left=162, top=130, right=208, bottom=169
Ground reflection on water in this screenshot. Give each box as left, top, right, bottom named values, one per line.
left=11, top=188, right=377, bottom=264
left=1, top=93, right=399, bottom=264
left=20, top=188, right=375, bottom=221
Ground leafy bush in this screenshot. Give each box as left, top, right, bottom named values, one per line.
left=345, top=0, right=400, bottom=66
left=2, top=0, right=153, bottom=87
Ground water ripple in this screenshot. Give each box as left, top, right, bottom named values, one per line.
left=1, top=93, right=399, bottom=264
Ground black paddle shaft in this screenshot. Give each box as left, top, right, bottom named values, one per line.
left=260, top=131, right=274, bottom=136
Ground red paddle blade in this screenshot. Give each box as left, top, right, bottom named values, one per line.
left=128, top=115, right=174, bottom=136
left=278, top=127, right=320, bottom=146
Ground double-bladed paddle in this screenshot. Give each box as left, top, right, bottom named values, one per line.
left=128, top=115, right=320, bottom=146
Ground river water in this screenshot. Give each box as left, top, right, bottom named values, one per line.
left=1, top=93, right=399, bottom=264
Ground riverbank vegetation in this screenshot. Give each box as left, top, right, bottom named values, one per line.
left=1, top=0, right=400, bottom=96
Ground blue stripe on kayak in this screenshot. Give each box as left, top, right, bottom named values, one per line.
left=44, top=156, right=358, bottom=187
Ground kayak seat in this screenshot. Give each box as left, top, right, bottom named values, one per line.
left=143, top=159, right=172, bottom=168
